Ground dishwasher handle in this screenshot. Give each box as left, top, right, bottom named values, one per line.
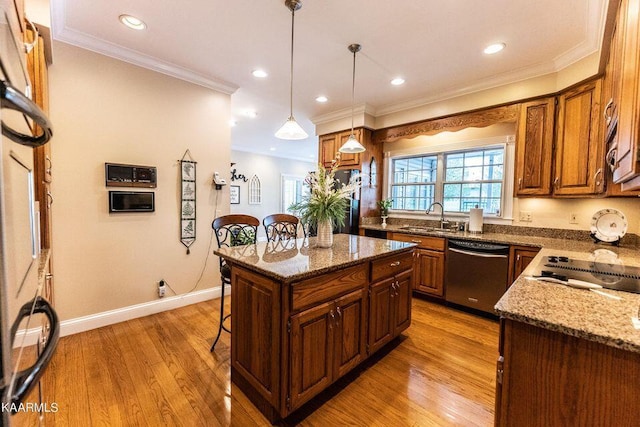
left=448, top=247, right=508, bottom=258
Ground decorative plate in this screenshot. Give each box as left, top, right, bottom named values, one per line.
left=590, top=208, right=627, bottom=242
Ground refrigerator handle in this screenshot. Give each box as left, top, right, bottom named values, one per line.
left=0, top=80, right=53, bottom=147
left=9, top=296, right=60, bottom=405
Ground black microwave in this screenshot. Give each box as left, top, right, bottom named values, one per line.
left=109, top=191, right=155, bottom=213
left=105, top=163, right=157, bottom=188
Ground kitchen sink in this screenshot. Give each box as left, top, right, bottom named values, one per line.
left=399, top=226, right=458, bottom=234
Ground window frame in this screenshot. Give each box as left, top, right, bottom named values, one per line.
left=384, top=136, right=515, bottom=222
left=280, top=174, right=307, bottom=214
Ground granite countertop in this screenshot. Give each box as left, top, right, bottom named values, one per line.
left=214, top=234, right=415, bottom=283
left=496, top=248, right=640, bottom=353
left=364, top=221, right=640, bottom=353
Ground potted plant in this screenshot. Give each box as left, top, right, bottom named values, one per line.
left=290, top=161, right=360, bottom=248
left=378, top=198, right=393, bottom=228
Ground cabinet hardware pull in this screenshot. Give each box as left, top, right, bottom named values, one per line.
left=45, top=156, right=52, bottom=176
left=390, top=261, right=401, bottom=267
left=336, top=307, right=342, bottom=326
left=45, top=273, right=53, bottom=280
left=603, top=98, right=614, bottom=124
left=329, top=310, right=335, bottom=328
left=47, top=191, right=53, bottom=207
left=553, top=177, right=559, bottom=189
left=410, top=240, right=421, bottom=243
left=593, top=168, right=602, bottom=187
left=606, top=143, right=618, bottom=172
left=516, top=254, right=520, bottom=261
left=518, top=178, right=522, bottom=189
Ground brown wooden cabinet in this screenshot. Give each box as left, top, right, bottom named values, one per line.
left=553, top=79, right=604, bottom=196
left=369, top=269, right=412, bottom=354
left=319, top=129, right=361, bottom=169
left=514, top=98, right=555, bottom=196
left=507, top=246, right=540, bottom=286
left=612, top=0, right=640, bottom=188
left=495, top=319, right=640, bottom=426
left=289, top=288, right=367, bottom=411
left=389, top=233, right=445, bottom=298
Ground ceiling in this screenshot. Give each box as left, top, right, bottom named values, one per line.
left=50, top=0, right=609, bottom=162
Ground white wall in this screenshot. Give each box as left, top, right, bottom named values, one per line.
left=49, top=42, right=231, bottom=320
left=230, top=150, right=315, bottom=239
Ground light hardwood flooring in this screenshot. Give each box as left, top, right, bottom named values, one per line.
left=15, top=297, right=499, bottom=426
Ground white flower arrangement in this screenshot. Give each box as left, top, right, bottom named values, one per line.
left=290, top=158, right=361, bottom=228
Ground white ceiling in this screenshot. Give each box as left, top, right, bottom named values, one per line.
left=50, top=0, right=608, bottom=162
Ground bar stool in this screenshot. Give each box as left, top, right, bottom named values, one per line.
left=262, top=213, right=300, bottom=242
left=210, top=214, right=259, bottom=351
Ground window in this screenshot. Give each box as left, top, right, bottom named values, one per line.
left=281, top=175, right=306, bottom=214
left=389, top=146, right=505, bottom=215
left=390, top=155, right=437, bottom=211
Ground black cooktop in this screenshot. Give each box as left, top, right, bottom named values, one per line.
left=531, top=255, right=640, bottom=294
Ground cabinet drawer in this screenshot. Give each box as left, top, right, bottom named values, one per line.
left=371, top=252, right=413, bottom=282
left=390, top=233, right=445, bottom=251
left=291, top=264, right=367, bottom=312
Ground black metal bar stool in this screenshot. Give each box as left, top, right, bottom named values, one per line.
left=210, top=214, right=259, bottom=351
left=262, top=213, right=300, bottom=242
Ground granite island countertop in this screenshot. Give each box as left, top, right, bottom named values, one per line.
left=214, top=234, right=415, bottom=283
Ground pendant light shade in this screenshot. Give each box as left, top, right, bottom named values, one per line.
left=339, top=43, right=366, bottom=154
left=275, top=0, right=308, bottom=140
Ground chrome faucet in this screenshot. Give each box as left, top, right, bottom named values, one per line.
left=426, top=202, right=448, bottom=229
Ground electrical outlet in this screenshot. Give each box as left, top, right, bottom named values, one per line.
left=569, top=213, right=578, bottom=224
left=158, top=280, right=166, bottom=298
left=519, top=211, right=532, bottom=222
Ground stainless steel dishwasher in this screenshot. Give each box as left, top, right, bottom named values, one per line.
left=445, top=239, right=509, bottom=314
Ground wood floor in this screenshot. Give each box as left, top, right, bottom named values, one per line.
left=15, top=297, right=499, bottom=426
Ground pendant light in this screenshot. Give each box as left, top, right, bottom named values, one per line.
left=339, top=43, right=366, bottom=154
left=275, top=0, right=308, bottom=140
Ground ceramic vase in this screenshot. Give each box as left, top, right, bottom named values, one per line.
left=381, top=216, right=388, bottom=228
left=316, top=219, right=333, bottom=248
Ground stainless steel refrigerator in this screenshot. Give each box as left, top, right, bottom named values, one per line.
left=1, top=3, right=57, bottom=425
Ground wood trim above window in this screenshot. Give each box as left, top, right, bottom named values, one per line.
left=372, top=104, right=520, bottom=144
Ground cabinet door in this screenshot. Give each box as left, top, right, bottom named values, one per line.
left=333, top=289, right=367, bottom=378
left=414, top=249, right=445, bottom=297
left=515, top=98, right=555, bottom=196
left=289, top=301, right=335, bottom=411
left=392, top=270, right=412, bottom=337
left=554, top=79, right=604, bottom=195
left=320, top=133, right=338, bottom=168
left=336, top=129, right=361, bottom=168
left=613, top=0, right=640, bottom=185
left=368, top=277, right=395, bottom=354
left=508, top=247, right=540, bottom=285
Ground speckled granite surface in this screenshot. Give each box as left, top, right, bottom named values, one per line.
left=214, top=234, right=415, bottom=283
left=496, top=248, right=640, bottom=353
left=363, top=221, right=640, bottom=353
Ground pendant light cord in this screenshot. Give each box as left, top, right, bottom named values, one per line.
left=289, top=7, right=295, bottom=119
left=351, top=48, right=356, bottom=134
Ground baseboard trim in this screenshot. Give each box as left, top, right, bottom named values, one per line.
left=14, top=285, right=228, bottom=347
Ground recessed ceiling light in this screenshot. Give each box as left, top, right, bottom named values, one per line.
left=229, top=119, right=237, bottom=127
left=270, top=147, right=276, bottom=151
left=315, top=96, right=328, bottom=103
left=390, top=77, right=405, bottom=86
left=252, top=69, right=268, bottom=78
left=484, top=43, right=506, bottom=54
left=119, top=14, right=146, bottom=30
left=244, top=110, right=257, bottom=118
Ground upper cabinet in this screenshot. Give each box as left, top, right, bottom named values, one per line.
left=319, top=129, right=362, bottom=169
left=514, top=98, right=555, bottom=196
left=610, top=0, right=640, bottom=189
left=514, top=79, right=605, bottom=198
left=554, top=79, right=604, bottom=196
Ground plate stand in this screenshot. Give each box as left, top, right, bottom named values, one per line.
left=590, top=232, right=621, bottom=246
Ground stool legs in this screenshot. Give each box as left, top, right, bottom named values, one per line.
left=210, top=281, right=228, bottom=351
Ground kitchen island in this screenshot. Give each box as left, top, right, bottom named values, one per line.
left=214, top=234, right=415, bottom=422
left=494, top=248, right=640, bottom=426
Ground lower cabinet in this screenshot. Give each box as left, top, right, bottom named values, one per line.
left=507, top=246, right=540, bottom=285
left=368, top=269, right=412, bottom=354
left=289, top=288, right=367, bottom=411
left=389, top=233, right=445, bottom=298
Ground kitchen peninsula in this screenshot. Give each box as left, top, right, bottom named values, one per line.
left=214, top=234, right=415, bottom=422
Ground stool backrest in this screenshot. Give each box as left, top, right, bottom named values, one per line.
left=212, top=214, right=260, bottom=249
left=263, top=213, right=300, bottom=242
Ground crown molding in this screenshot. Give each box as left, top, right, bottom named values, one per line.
left=310, top=103, right=377, bottom=126
left=50, top=0, right=238, bottom=94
